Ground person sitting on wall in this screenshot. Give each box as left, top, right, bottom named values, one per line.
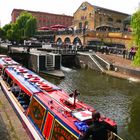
left=79, top=111, right=117, bottom=140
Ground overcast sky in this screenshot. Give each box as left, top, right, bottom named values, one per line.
left=0, top=0, right=140, bottom=27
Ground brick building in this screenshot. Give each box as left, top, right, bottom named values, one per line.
left=11, top=9, right=73, bottom=28
left=73, top=2, right=130, bottom=31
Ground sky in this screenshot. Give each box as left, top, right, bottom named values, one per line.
left=0, top=0, right=140, bottom=27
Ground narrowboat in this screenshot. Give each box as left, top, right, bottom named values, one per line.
left=0, top=55, right=117, bottom=140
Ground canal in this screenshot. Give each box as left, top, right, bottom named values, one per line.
left=45, top=68, right=140, bottom=140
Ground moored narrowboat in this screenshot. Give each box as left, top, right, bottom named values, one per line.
left=0, top=55, right=117, bottom=140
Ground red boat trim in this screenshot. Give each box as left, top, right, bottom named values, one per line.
left=43, top=112, right=54, bottom=139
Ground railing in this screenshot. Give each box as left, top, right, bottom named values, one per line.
left=112, top=133, right=124, bottom=140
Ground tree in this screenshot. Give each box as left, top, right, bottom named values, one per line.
left=2, top=24, right=12, bottom=39
left=131, top=10, right=140, bottom=65
left=1, top=11, right=37, bottom=44
left=0, top=28, right=6, bottom=39
left=24, top=17, right=37, bottom=38
left=16, top=11, right=37, bottom=40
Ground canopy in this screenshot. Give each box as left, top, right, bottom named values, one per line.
left=50, top=24, right=67, bottom=29
left=38, top=26, right=50, bottom=30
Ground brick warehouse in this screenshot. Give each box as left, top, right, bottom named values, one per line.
left=11, top=9, right=73, bottom=28
left=73, top=1, right=130, bottom=31
left=11, top=2, right=132, bottom=47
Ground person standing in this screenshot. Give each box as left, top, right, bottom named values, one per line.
left=79, top=111, right=117, bottom=140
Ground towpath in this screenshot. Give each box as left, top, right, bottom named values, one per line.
left=97, top=52, right=140, bottom=82
left=0, top=83, right=30, bottom=140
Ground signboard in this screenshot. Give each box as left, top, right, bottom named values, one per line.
left=51, top=119, right=78, bottom=140
left=28, top=97, right=46, bottom=130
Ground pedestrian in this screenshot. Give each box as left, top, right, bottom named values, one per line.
left=122, top=49, right=126, bottom=58
left=79, top=111, right=117, bottom=140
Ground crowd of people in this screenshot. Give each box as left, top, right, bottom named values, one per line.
left=122, top=47, right=137, bottom=60
left=99, top=45, right=137, bottom=61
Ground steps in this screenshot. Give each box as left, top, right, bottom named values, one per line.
left=46, top=55, right=54, bottom=70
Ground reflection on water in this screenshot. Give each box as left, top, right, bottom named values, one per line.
left=45, top=68, right=140, bottom=140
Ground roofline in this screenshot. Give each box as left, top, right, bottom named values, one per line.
left=93, top=5, right=130, bottom=16
left=74, top=1, right=130, bottom=16
left=11, top=8, right=73, bottom=18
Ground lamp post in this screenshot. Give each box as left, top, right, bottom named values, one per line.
left=83, top=27, right=86, bottom=47
left=83, top=25, right=87, bottom=48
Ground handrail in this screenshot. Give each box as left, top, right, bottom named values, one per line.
left=78, top=52, right=105, bottom=72
left=94, top=53, right=111, bottom=70
left=89, top=54, right=105, bottom=73
left=113, top=133, right=124, bottom=140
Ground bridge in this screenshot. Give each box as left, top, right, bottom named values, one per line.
left=54, top=31, right=131, bottom=47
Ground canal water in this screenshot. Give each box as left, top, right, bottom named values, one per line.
left=45, top=68, right=140, bottom=140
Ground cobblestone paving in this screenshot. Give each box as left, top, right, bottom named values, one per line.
left=0, top=88, right=30, bottom=140
left=97, top=52, right=140, bottom=70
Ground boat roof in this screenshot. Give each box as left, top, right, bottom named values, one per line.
left=1, top=56, right=117, bottom=127
left=0, top=57, right=19, bottom=68
left=5, top=65, right=60, bottom=96
left=5, top=63, right=96, bottom=122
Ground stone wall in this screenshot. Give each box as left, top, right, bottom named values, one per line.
left=113, top=65, right=140, bottom=78
left=77, top=54, right=101, bottom=72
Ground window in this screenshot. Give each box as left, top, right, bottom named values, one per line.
left=89, top=13, right=92, bottom=17
left=79, top=22, right=82, bottom=28
left=84, top=21, right=88, bottom=28
left=116, top=19, right=121, bottom=23
left=99, top=17, right=102, bottom=23
left=108, top=18, right=113, bottom=22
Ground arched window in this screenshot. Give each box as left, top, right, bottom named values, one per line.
left=116, top=19, right=121, bottom=23
left=108, top=18, right=113, bottom=22
left=89, top=13, right=92, bottom=17
left=64, top=37, right=71, bottom=45
left=79, top=22, right=82, bottom=29
left=84, top=21, right=88, bottom=28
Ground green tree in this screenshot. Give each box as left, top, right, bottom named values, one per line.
left=16, top=11, right=37, bottom=40
left=0, top=28, right=6, bottom=39
left=2, top=11, right=37, bottom=43
left=6, top=23, right=20, bottom=43
left=24, top=17, right=37, bottom=38
left=2, top=24, right=12, bottom=39
left=131, top=10, right=140, bottom=65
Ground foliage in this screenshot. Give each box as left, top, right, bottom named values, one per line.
left=2, top=24, right=12, bottom=32
left=0, top=28, right=6, bottom=39
left=16, top=11, right=37, bottom=40
left=131, top=10, right=140, bottom=66
left=1, top=11, right=37, bottom=43
left=24, top=17, right=37, bottom=38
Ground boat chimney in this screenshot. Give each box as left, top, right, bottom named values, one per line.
left=69, top=89, right=80, bottom=108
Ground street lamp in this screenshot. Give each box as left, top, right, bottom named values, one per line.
left=83, top=25, right=87, bottom=47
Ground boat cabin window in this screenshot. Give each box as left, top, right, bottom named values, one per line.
left=15, top=90, right=31, bottom=110
left=11, top=83, right=21, bottom=97
left=2, top=69, right=8, bottom=81
left=7, top=76, right=13, bottom=86
left=2, top=70, right=13, bottom=87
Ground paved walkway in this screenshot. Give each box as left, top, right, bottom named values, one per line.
left=0, top=88, right=30, bottom=140
left=97, top=52, right=140, bottom=82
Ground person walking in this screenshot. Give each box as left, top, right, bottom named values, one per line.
left=79, top=111, right=117, bottom=140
